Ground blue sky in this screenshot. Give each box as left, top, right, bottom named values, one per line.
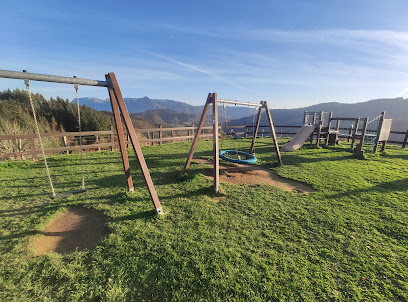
left=1, top=0, right=408, bottom=108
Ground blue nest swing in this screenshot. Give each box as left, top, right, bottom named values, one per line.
left=219, top=150, right=257, bottom=165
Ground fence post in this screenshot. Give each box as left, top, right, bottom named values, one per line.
left=403, top=129, right=408, bottom=148
left=159, top=124, right=163, bottom=145
left=191, top=123, right=195, bottom=141
left=373, top=112, right=385, bottom=153
left=62, top=135, right=69, bottom=154
left=325, top=112, right=333, bottom=146
left=110, top=125, right=114, bottom=151
left=380, top=141, right=387, bottom=152
left=16, top=138, right=24, bottom=160
left=348, top=124, right=353, bottom=142
left=356, top=117, right=369, bottom=154
left=244, top=123, right=248, bottom=138
left=29, top=129, right=38, bottom=161
left=152, top=131, right=154, bottom=146
left=96, top=135, right=101, bottom=151
left=309, top=112, right=317, bottom=144
left=316, top=111, right=324, bottom=147
left=351, top=118, right=359, bottom=149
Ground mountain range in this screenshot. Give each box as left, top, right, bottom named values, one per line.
left=229, top=97, right=408, bottom=127
left=131, top=109, right=211, bottom=127
left=76, top=96, right=408, bottom=132
left=77, top=96, right=256, bottom=120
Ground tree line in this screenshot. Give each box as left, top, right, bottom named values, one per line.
left=0, top=88, right=113, bottom=135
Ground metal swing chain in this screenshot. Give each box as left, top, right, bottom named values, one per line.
left=251, top=106, right=258, bottom=155
left=74, top=81, right=85, bottom=190
left=25, top=80, right=56, bottom=199
left=220, top=103, right=227, bottom=151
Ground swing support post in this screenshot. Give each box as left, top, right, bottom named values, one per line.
left=250, top=102, right=263, bottom=153
left=106, top=83, right=134, bottom=192
left=106, top=73, right=163, bottom=214
left=212, top=93, right=220, bottom=193
left=181, top=94, right=212, bottom=176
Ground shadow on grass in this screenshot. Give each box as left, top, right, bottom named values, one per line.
left=0, top=191, right=129, bottom=218
left=325, top=178, right=408, bottom=200
left=110, top=209, right=158, bottom=222
left=380, top=152, right=408, bottom=161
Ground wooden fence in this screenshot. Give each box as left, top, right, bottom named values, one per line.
left=0, top=125, right=217, bottom=160
left=1, top=124, right=407, bottom=160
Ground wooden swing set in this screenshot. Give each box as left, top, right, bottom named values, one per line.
left=181, top=93, right=282, bottom=193
left=0, top=69, right=163, bottom=215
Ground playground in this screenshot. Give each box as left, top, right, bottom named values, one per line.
left=1, top=138, right=408, bottom=301
left=0, top=70, right=407, bottom=301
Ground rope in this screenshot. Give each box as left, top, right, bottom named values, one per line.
left=25, top=80, right=56, bottom=199
left=74, top=80, right=85, bottom=190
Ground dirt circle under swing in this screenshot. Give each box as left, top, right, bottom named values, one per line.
left=194, top=158, right=313, bottom=193
left=30, top=206, right=108, bottom=256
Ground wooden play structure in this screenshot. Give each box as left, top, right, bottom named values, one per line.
left=295, top=111, right=392, bottom=155
left=0, top=69, right=163, bottom=214
left=181, top=93, right=282, bottom=193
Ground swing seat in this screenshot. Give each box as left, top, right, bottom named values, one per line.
left=52, top=188, right=87, bottom=199
left=219, top=150, right=257, bottom=165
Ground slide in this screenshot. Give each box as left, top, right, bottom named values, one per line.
left=281, top=124, right=316, bottom=152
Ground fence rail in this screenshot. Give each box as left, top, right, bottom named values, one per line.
left=1, top=124, right=407, bottom=160
left=0, top=125, right=218, bottom=160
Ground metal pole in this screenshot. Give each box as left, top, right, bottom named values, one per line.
left=217, top=99, right=262, bottom=108
left=250, top=102, right=263, bottom=153
left=0, top=69, right=110, bottom=87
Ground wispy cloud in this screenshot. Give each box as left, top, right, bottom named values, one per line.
left=136, top=49, right=245, bottom=89
left=396, top=87, right=408, bottom=97
left=164, top=26, right=408, bottom=50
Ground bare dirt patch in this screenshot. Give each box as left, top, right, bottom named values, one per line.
left=30, top=206, right=108, bottom=256
left=193, top=158, right=313, bottom=193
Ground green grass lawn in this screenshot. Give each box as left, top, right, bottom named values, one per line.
left=0, top=138, right=407, bottom=301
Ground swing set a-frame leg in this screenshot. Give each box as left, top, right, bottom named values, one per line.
left=250, top=102, right=263, bottom=154
left=107, top=86, right=134, bottom=192
left=212, top=93, right=219, bottom=193
left=106, top=73, right=163, bottom=215
left=181, top=93, right=212, bottom=176
left=264, top=101, right=282, bottom=165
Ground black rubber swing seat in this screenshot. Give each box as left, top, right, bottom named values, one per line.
left=219, top=150, right=257, bottom=165
left=52, top=188, right=87, bottom=199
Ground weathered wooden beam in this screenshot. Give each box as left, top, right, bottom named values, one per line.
left=181, top=94, right=212, bottom=176
left=107, top=72, right=163, bottom=215
left=212, top=93, right=220, bottom=193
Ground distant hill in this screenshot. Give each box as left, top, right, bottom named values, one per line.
left=229, top=98, right=408, bottom=129
left=132, top=109, right=211, bottom=127
left=77, top=96, right=202, bottom=115
left=75, top=96, right=255, bottom=120
left=100, top=111, right=157, bottom=129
